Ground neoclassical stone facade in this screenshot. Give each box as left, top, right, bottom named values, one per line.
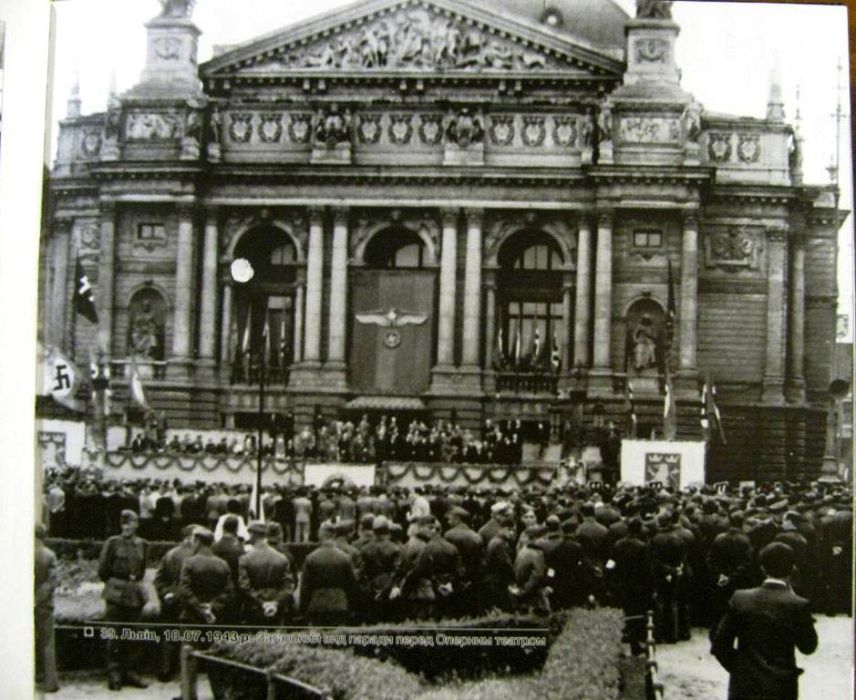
left=41, top=0, right=845, bottom=481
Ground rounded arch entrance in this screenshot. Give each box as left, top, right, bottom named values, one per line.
left=229, top=225, right=300, bottom=383
left=495, top=230, right=567, bottom=371
left=349, top=226, right=436, bottom=395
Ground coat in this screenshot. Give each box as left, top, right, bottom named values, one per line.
left=299, top=541, right=358, bottom=614
left=711, top=581, right=818, bottom=700
left=238, top=542, right=295, bottom=610
left=444, top=524, right=484, bottom=583
left=178, top=549, right=234, bottom=624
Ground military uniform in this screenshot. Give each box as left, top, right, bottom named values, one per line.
left=238, top=541, right=295, bottom=625
left=35, top=536, right=59, bottom=693
left=299, top=540, right=358, bottom=625
left=153, top=539, right=193, bottom=680
left=360, top=534, right=401, bottom=620
left=178, top=548, right=234, bottom=625
left=98, top=531, right=149, bottom=687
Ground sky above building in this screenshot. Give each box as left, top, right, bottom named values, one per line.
left=47, top=0, right=854, bottom=338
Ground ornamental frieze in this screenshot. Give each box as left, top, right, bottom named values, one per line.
left=244, top=7, right=560, bottom=73
left=228, top=113, right=254, bottom=143
left=445, top=109, right=484, bottom=148
left=707, top=132, right=732, bottom=161
left=258, top=113, right=283, bottom=143
left=703, top=226, right=763, bottom=272
left=488, top=116, right=515, bottom=146
left=287, top=113, right=312, bottom=144
left=737, top=133, right=761, bottom=163
left=417, top=114, right=443, bottom=145
left=125, top=111, right=179, bottom=140
left=552, top=116, right=578, bottom=148
left=618, top=116, right=680, bottom=144
left=634, top=38, right=669, bottom=63
left=388, top=114, right=413, bottom=145
left=521, top=116, right=547, bottom=147
left=357, top=114, right=382, bottom=144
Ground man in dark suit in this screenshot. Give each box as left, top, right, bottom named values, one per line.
left=711, top=542, right=818, bottom=700
left=238, top=521, right=295, bottom=625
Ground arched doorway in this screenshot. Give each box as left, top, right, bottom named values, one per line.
left=230, top=226, right=298, bottom=384
left=349, top=226, right=436, bottom=395
left=496, top=231, right=566, bottom=377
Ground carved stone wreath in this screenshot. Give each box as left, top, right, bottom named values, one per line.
left=258, top=113, right=283, bottom=143
left=737, top=133, right=761, bottom=163
left=489, top=116, right=515, bottom=146
left=76, top=222, right=100, bottom=252
left=707, top=132, right=732, bottom=162
left=287, top=113, right=312, bottom=144
left=357, top=114, right=382, bottom=144
left=388, top=114, right=413, bottom=145
left=634, top=38, right=669, bottom=63
left=418, top=114, right=443, bottom=145
left=552, top=116, right=578, bottom=148
left=81, top=130, right=102, bottom=157
left=228, top=113, right=254, bottom=143
left=521, top=116, right=546, bottom=147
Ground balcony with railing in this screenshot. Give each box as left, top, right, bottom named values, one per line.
left=495, top=371, right=558, bottom=394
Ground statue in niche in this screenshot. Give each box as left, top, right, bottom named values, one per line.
left=207, top=106, right=222, bottom=145
left=313, top=105, right=352, bottom=148
left=636, top=0, right=673, bottom=19
left=631, top=314, right=659, bottom=372
left=129, top=299, right=164, bottom=360
left=103, top=96, right=122, bottom=143
left=445, top=108, right=484, bottom=148
left=157, top=0, right=194, bottom=19
left=681, top=102, right=702, bottom=142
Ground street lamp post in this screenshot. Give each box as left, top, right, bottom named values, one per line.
left=231, top=257, right=265, bottom=518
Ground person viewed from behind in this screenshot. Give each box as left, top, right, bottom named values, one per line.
left=238, top=521, right=295, bottom=626
left=711, top=542, right=818, bottom=700
left=34, top=524, right=59, bottom=693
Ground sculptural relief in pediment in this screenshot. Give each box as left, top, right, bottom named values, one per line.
left=232, top=6, right=575, bottom=74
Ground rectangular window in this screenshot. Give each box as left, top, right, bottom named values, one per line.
left=137, top=223, right=166, bottom=243
left=633, top=230, right=662, bottom=248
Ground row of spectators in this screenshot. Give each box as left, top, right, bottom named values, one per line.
left=125, top=416, right=561, bottom=465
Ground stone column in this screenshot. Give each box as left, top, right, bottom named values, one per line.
left=327, top=207, right=349, bottom=368
left=303, top=207, right=324, bottom=365
left=198, top=209, right=219, bottom=373
left=461, top=208, right=483, bottom=368
left=788, top=233, right=806, bottom=401
left=171, top=205, right=196, bottom=376
left=762, top=226, right=787, bottom=402
left=50, top=220, right=72, bottom=348
left=679, top=213, right=699, bottom=371
left=561, top=280, right=573, bottom=371
left=573, top=218, right=592, bottom=368
left=592, top=211, right=613, bottom=370
left=435, top=208, right=458, bottom=368
left=220, top=284, right=233, bottom=368
left=292, top=281, right=304, bottom=364
left=97, top=202, right=116, bottom=354
left=483, top=277, right=497, bottom=392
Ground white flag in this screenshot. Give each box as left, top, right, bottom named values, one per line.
left=129, top=357, right=149, bottom=409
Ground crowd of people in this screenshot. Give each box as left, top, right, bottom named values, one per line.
left=126, top=414, right=580, bottom=466
left=38, top=466, right=852, bottom=692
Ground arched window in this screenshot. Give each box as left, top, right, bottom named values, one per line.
left=364, top=228, right=427, bottom=269
left=496, top=231, right=566, bottom=372
left=230, top=226, right=298, bottom=384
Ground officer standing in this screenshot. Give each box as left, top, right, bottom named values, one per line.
left=153, top=524, right=195, bottom=681
left=98, top=509, right=149, bottom=690
left=238, top=521, right=295, bottom=626
left=178, top=526, right=234, bottom=625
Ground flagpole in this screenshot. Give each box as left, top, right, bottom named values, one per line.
left=255, top=305, right=267, bottom=520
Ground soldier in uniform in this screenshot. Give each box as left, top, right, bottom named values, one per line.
left=406, top=516, right=465, bottom=619
left=98, top=510, right=149, bottom=690
left=238, top=521, right=295, bottom=626
left=178, top=526, right=234, bottom=625
left=651, top=510, right=691, bottom=642
left=610, top=517, right=654, bottom=654
left=299, top=523, right=359, bottom=625
left=153, top=524, right=195, bottom=681
left=360, top=516, right=401, bottom=621
left=34, top=524, right=59, bottom=693
left=443, top=506, right=484, bottom=616
left=483, top=524, right=517, bottom=612
left=706, top=511, right=754, bottom=629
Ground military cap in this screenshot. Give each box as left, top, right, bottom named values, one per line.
left=769, top=499, right=788, bottom=514
left=490, top=501, right=512, bottom=514
left=34, top=523, right=47, bottom=540
left=448, top=506, right=470, bottom=520
left=372, top=516, right=390, bottom=532
left=360, top=514, right=375, bottom=528
left=120, top=509, right=139, bottom=523
left=248, top=520, right=268, bottom=535
left=192, top=526, right=214, bottom=544
left=545, top=514, right=561, bottom=531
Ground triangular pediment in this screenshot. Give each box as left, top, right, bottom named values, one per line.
left=201, top=0, right=623, bottom=80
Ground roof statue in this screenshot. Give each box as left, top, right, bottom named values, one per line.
left=157, top=0, right=195, bottom=19
left=636, top=0, right=672, bottom=20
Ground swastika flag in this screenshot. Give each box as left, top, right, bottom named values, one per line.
left=41, top=345, right=80, bottom=411
left=74, top=257, right=99, bottom=323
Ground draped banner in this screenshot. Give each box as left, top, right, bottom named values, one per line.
left=382, top=462, right=559, bottom=489
left=349, top=269, right=435, bottom=395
